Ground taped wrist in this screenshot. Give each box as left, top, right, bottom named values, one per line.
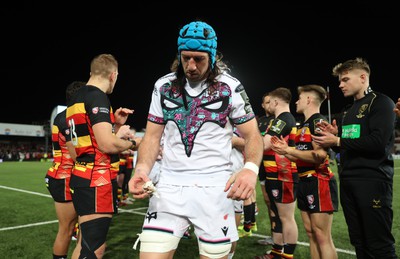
left=243, top=162, right=259, bottom=175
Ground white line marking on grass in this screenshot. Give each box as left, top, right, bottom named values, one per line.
left=0, top=220, right=58, bottom=231
left=118, top=207, right=147, bottom=215
left=0, top=185, right=51, bottom=198
left=0, top=208, right=147, bottom=232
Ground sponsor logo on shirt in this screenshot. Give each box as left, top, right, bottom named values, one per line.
left=92, top=107, right=110, bottom=114
left=341, top=124, right=360, bottom=139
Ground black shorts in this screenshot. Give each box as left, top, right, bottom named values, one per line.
left=297, top=176, right=338, bottom=213
left=45, top=175, right=72, bottom=202
left=258, top=165, right=266, bottom=183
left=71, top=180, right=118, bottom=216
left=265, top=179, right=297, bottom=204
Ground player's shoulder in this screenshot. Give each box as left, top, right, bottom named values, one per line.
left=155, top=72, right=176, bottom=85
left=84, top=85, right=106, bottom=98
left=53, top=110, right=66, bottom=126
left=217, top=72, right=242, bottom=88
left=370, top=91, right=395, bottom=108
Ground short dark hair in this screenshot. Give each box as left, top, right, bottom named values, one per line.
left=66, top=81, right=86, bottom=104
left=269, top=87, right=292, bottom=104
left=297, top=84, right=327, bottom=103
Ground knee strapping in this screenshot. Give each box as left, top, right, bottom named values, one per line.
left=271, top=216, right=282, bottom=233
left=139, top=231, right=180, bottom=253
left=79, top=217, right=111, bottom=259
left=199, top=242, right=231, bottom=259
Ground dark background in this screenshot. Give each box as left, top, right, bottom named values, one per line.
left=1, top=2, right=399, bottom=130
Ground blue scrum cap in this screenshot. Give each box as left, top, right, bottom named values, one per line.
left=177, top=21, right=217, bottom=69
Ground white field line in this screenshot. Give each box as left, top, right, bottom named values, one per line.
left=0, top=220, right=58, bottom=231
left=0, top=185, right=52, bottom=197
left=0, top=184, right=359, bottom=256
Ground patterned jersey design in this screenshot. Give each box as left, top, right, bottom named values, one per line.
left=152, top=81, right=232, bottom=157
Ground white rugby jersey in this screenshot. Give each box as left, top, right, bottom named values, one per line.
left=147, top=72, right=254, bottom=186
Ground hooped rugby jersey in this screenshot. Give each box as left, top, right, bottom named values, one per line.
left=66, top=85, right=119, bottom=187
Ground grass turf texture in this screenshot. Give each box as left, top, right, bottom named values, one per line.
left=1, top=161, right=399, bottom=258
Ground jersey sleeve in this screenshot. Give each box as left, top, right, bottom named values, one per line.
left=85, top=88, right=113, bottom=126
left=230, top=83, right=255, bottom=125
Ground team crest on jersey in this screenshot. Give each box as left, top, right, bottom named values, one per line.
left=272, top=189, right=279, bottom=198
left=356, top=104, right=368, bottom=118
left=299, top=126, right=307, bottom=141
left=92, top=107, right=99, bottom=114
left=270, top=119, right=286, bottom=134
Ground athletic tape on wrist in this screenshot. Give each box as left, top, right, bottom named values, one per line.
left=243, top=162, right=259, bottom=175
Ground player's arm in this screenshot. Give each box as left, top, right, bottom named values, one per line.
left=271, top=135, right=327, bottom=164
left=93, top=122, right=134, bottom=154
left=237, top=118, right=263, bottom=170
left=232, top=135, right=245, bottom=152
left=129, top=121, right=164, bottom=199
left=226, top=118, right=263, bottom=200
left=287, top=139, right=327, bottom=164
left=113, top=107, right=134, bottom=132
left=66, top=141, right=77, bottom=161
left=263, top=133, right=273, bottom=151
left=134, top=122, right=164, bottom=176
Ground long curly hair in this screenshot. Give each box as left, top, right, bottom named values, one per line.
left=168, top=52, right=230, bottom=110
